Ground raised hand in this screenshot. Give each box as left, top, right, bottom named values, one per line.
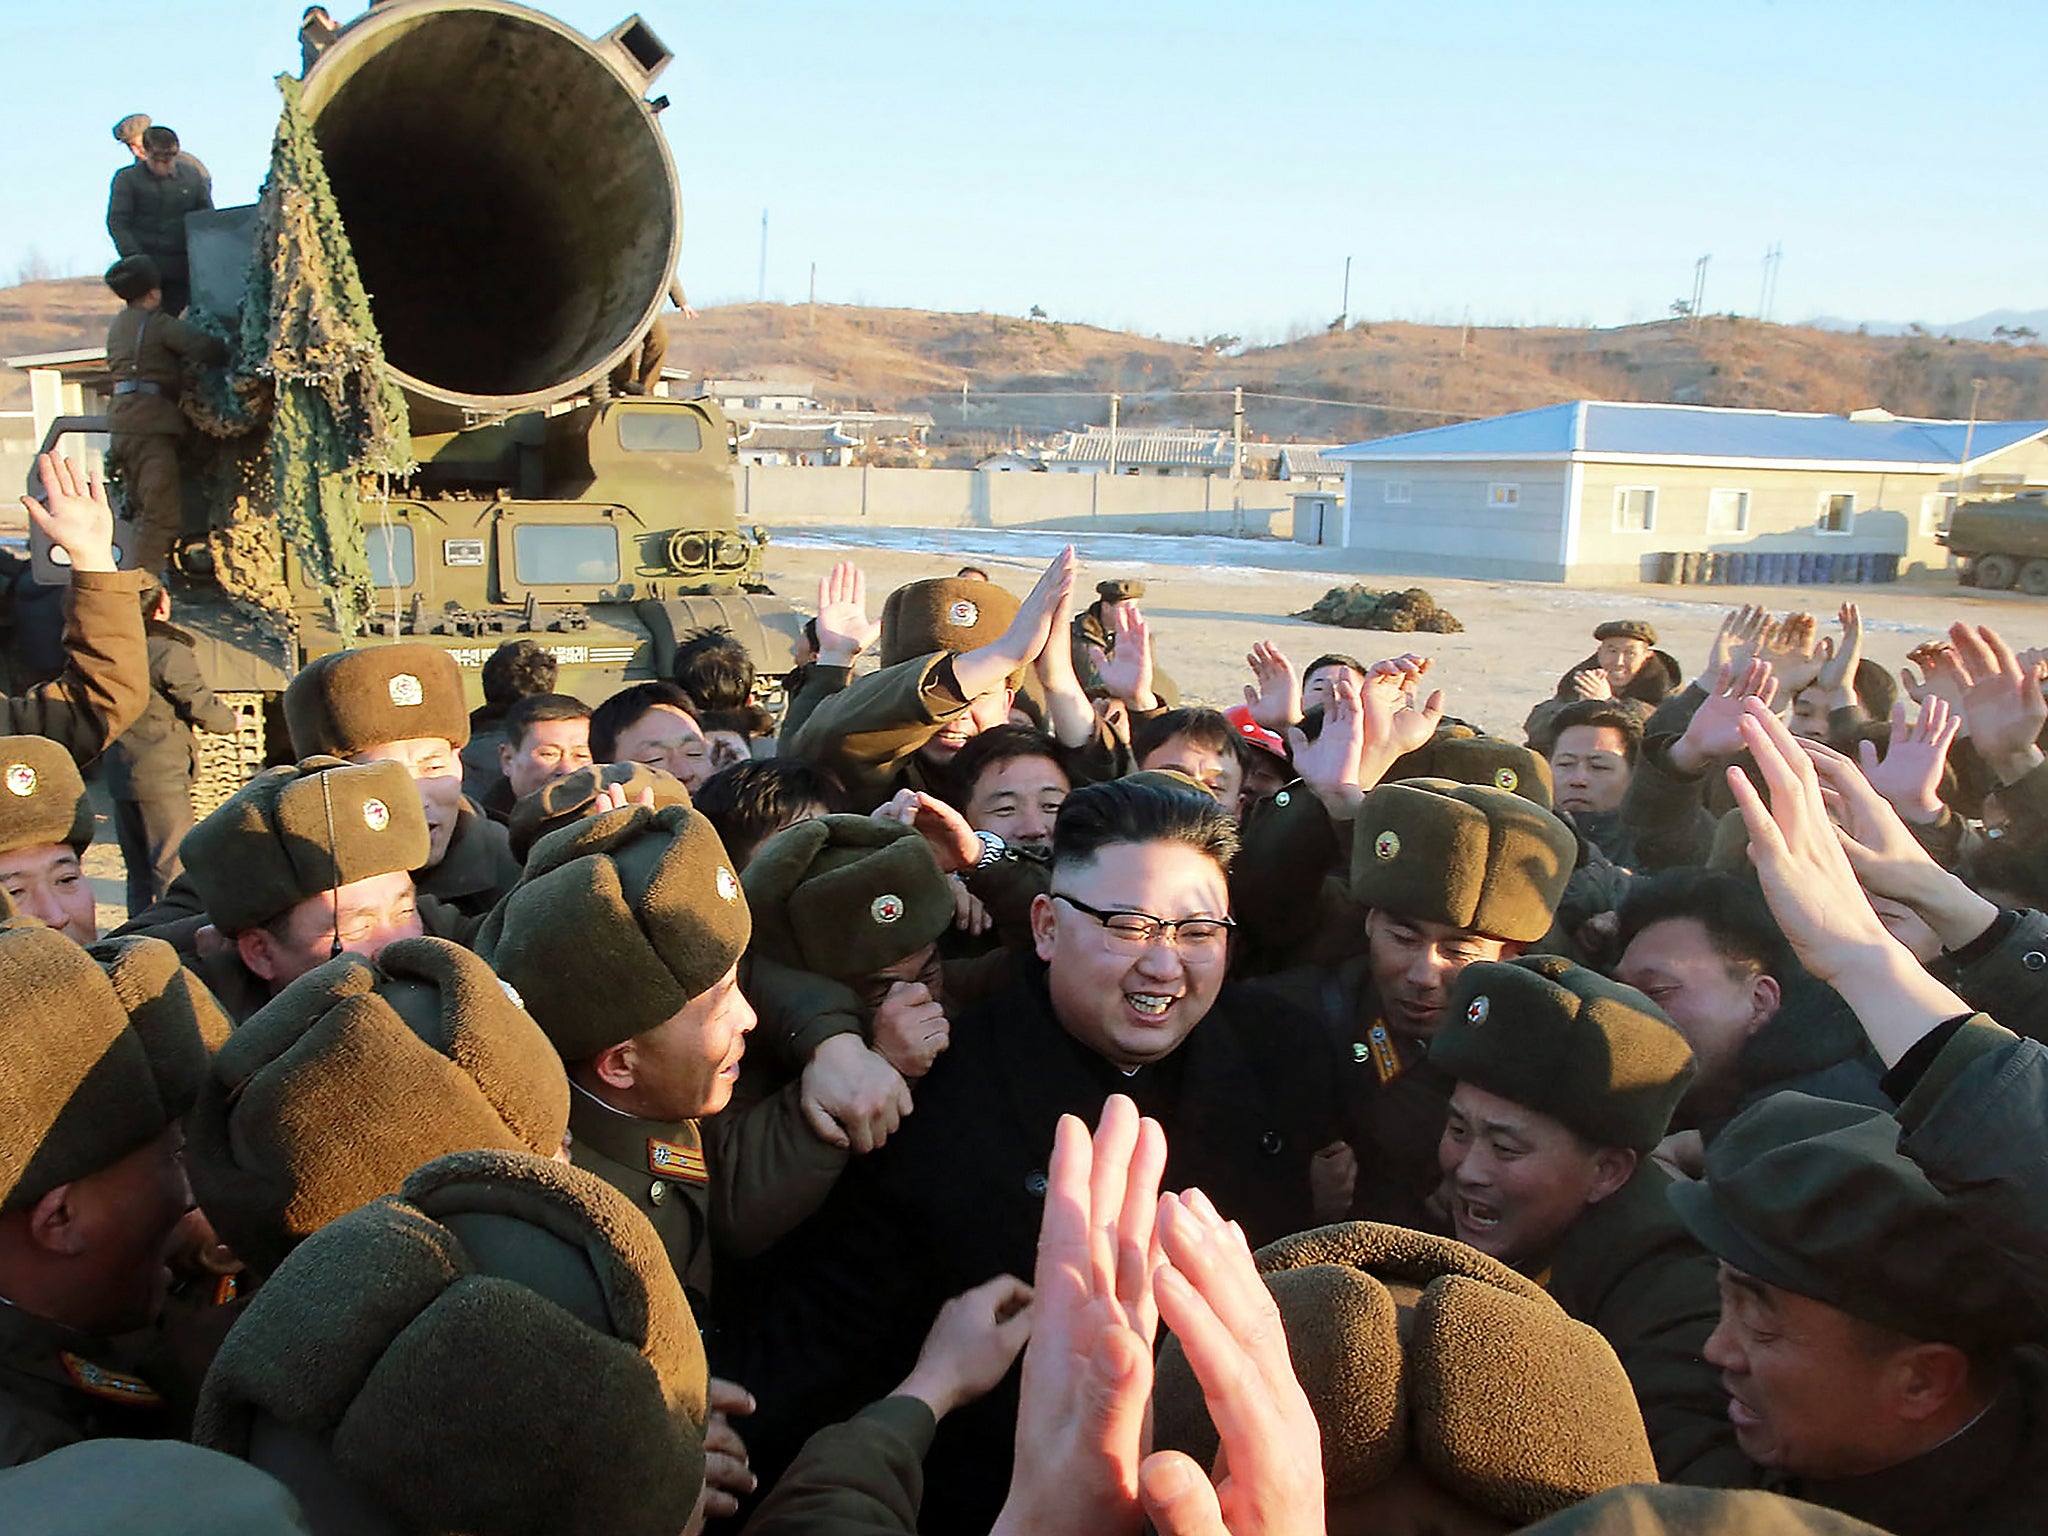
left=955, top=546, right=1078, bottom=703
left=1724, top=700, right=1967, bottom=1064
left=814, top=560, right=881, bottom=666
left=991, top=1097, right=1168, bottom=1536
left=1285, top=667, right=1365, bottom=818
left=1759, top=611, right=1828, bottom=693
left=1140, top=1190, right=1327, bottom=1536
left=1356, top=666, right=1444, bottom=785
left=1948, top=622, right=2048, bottom=785
left=21, top=452, right=118, bottom=574
left=1242, top=642, right=1301, bottom=731
left=873, top=787, right=981, bottom=872
left=1700, top=604, right=1770, bottom=687
left=1669, top=659, right=1778, bottom=775
left=1571, top=667, right=1615, bottom=700
left=1089, top=600, right=1158, bottom=712
left=1857, top=696, right=1959, bottom=826
left=1900, top=640, right=1969, bottom=717
left=1813, top=602, right=1863, bottom=703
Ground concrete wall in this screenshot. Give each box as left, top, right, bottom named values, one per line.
left=1570, top=461, right=1935, bottom=583
left=736, top=465, right=1294, bottom=536
left=1339, top=461, right=1571, bottom=581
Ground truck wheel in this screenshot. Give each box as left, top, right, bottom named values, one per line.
left=2021, top=560, right=2048, bottom=597
left=189, top=692, right=269, bottom=822
left=1975, top=553, right=2019, bottom=591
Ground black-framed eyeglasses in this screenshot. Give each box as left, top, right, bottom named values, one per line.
left=1051, top=893, right=1236, bottom=952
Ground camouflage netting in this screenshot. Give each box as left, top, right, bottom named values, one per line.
left=1295, top=584, right=1464, bottom=634
left=185, top=73, right=410, bottom=640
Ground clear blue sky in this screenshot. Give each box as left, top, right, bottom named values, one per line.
left=5, top=0, right=2042, bottom=342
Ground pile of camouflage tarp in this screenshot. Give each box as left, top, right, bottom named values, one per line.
left=1294, top=584, right=1464, bottom=634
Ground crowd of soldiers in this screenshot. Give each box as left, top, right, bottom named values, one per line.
left=1, top=443, right=2045, bottom=1536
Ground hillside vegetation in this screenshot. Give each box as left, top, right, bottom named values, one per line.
left=9, top=276, right=2048, bottom=443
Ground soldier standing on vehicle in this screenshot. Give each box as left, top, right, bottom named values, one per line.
left=102, top=256, right=226, bottom=578
left=106, top=127, right=211, bottom=318
left=103, top=584, right=238, bottom=915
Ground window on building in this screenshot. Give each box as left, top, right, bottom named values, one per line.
left=1707, top=488, right=1750, bottom=534
left=513, top=525, right=621, bottom=585
left=1613, top=486, right=1658, bottom=532
left=1489, top=483, right=1520, bottom=509
left=1384, top=480, right=1412, bottom=504
left=1921, top=493, right=1956, bottom=536
left=362, top=524, right=415, bottom=587
left=1818, top=493, right=1855, bottom=535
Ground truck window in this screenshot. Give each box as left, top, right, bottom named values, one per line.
left=364, top=524, right=416, bottom=587
left=514, top=524, right=621, bottom=584
left=616, top=412, right=703, bottom=453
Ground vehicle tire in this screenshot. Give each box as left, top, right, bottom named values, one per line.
left=2020, top=559, right=2048, bottom=597
left=1976, top=553, right=2020, bottom=590
left=189, top=691, right=269, bottom=821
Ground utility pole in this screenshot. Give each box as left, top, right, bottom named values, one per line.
left=1691, top=254, right=1710, bottom=330
left=1231, top=385, right=1245, bottom=535
left=1460, top=309, right=1471, bottom=358
left=1107, top=393, right=1120, bottom=479
left=1340, top=256, right=1352, bottom=328
left=1757, top=243, right=1781, bottom=322
left=756, top=208, right=768, bottom=303
left=808, top=261, right=816, bottom=328
left=1958, top=376, right=1986, bottom=511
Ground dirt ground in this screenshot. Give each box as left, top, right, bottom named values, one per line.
left=82, top=529, right=2048, bottom=935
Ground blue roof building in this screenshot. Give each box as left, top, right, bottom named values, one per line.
left=1321, top=401, right=2048, bottom=583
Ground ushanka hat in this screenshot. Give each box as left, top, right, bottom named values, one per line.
left=1350, top=779, right=1575, bottom=943
left=742, top=815, right=953, bottom=983
left=285, top=643, right=471, bottom=757
left=878, top=577, right=1021, bottom=669
left=195, top=1149, right=707, bottom=1536
left=0, top=735, right=93, bottom=854
left=506, top=761, right=692, bottom=863
left=1154, top=1222, right=1656, bottom=1522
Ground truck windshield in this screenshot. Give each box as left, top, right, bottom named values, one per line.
left=617, top=412, right=703, bottom=453
left=364, top=524, right=416, bottom=587
left=514, top=524, right=621, bottom=584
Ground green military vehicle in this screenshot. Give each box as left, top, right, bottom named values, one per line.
left=1941, top=492, right=2048, bottom=595
left=27, top=0, right=799, bottom=812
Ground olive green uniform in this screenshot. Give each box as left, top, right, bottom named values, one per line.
left=0, top=1307, right=170, bottom=1468
left=788, top=652, right=972, bottom=809
left=0, top=570, right=151, bottom=764
left=1544, top=1166, right=1750, bottom=1485
left=741, top=1396, right=935, bottom=1536
left=105, top=307, right=226, bottom=574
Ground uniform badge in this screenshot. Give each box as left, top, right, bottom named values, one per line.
left=1494, top=767, right=1519, bottom=791
left=716, top=866, right=741, bottom=903
left=59, top=1353, right=164, bottom=1407
left=362, top=797, right=390, bottom=832
left=1352, top=1041, right=1369, bottom=1063
left=871, top=893, right=904, bottom=924
left=1366, top=1023, right=1402, bottom=1084
left=1373, top=829, right=1400, bottom=861
left=388, top=672, right=425, bottom=707
left=646, top=1137, right=708, bottom=1185
left=3, top=764, right=34, bottom=797
left=947, top=599, right=979, bottom=627
left=1275, top=790, right=1291, bottom=807
left=1467, top=996, right=1490, bottom=1025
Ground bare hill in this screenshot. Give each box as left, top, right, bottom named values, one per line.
left=9, top=276, right=2048, bottom=444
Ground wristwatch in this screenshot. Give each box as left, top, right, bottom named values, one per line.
left=973, top=830, right=1007, bottom=868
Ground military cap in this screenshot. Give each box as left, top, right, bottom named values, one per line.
left=1520, top=1485, right=1892, bottom=1536
left=1389, top=729, right=1554, bottom=810
left=0, top=1440, right=312, bottom=1535
left=742, top=814, right=954, bottom=983
left=1432, top=956, right=1696, bottom=1152
left=1, top=923, right=215, bottom=1211
left=180, top=757, right=429, bottom=935
left=104, top=254, right=161, bottom=302
left=0, top=735, right=93, bottom=853
left=507, top=760, right=691, bottom=863
left=1594, top=619, right=1658, bottom=646
left=482, top=804, right=751, bottom=1061
left=879, top=576, right=1021, bottom=669
left=196, top=1150, right=707, bottom=1536
left=1223, top=704, right=1289, bottom=764
left=112, top=113, right=151, bottom=143
left=1154, top=1222, right=1655, bottom=1522
left=1350, top=778, right=1576, bottom=943
left=1096, top=578, right=1145, bottom=603
left=185, top=936, right=569, bottom=1277
left=1670, top=1092, right=2042, bottom=1350
left=284, top=642, right=471, bottom=758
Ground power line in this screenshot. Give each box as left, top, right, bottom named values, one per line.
left=952, top=385, right=1469, bottom=418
